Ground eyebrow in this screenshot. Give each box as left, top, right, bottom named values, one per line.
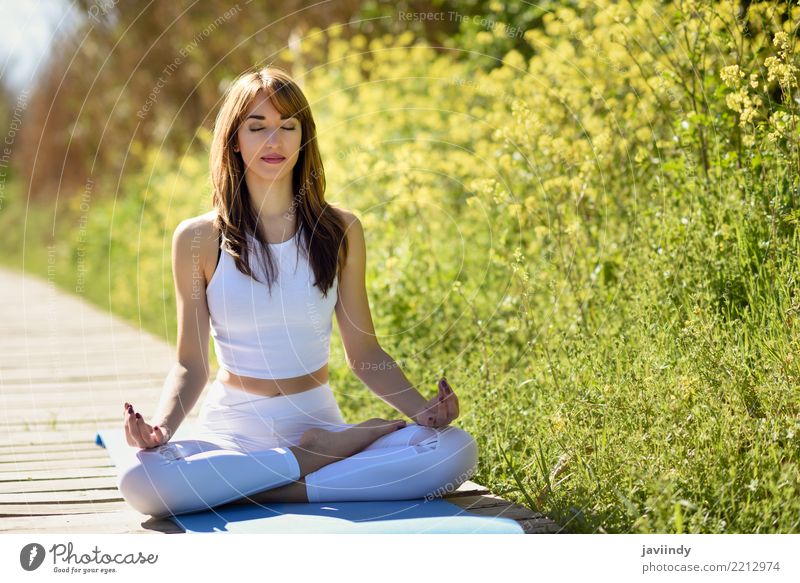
left=245, top=114, right=295, bottom=121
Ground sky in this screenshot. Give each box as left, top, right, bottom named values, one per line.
left=0, top=0, right=82, bottom=93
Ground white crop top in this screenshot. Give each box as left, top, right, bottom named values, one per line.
left=206, top=231, right=338, bottom=379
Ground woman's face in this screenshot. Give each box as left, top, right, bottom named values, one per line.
left=235, top=92, right=302, bottom=182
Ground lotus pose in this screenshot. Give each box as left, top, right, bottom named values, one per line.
left=117, top=67, right=478, bottom=518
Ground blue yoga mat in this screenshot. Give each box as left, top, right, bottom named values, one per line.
left=96, top=427, right=523, bottom=534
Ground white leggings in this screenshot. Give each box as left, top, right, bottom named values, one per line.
left=117, top=380, right=479, bottom=517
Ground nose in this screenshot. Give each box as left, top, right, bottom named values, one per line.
left=264, top=128, right=281, bottom=145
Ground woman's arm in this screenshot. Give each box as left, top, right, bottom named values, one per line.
left=333, top=211, right=428, bottom=420
left=124, top=217, right=213, bottom=448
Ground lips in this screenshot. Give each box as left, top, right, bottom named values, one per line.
left=261, top=155, right=285, bottom=161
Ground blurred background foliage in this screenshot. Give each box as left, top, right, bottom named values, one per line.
left=0, top=0, right=798, bottom=533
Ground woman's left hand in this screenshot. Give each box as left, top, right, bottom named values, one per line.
left=412, top=377, right=460, bottom=428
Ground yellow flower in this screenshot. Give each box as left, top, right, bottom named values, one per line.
left=773, top=32, right=790, bottom=52
left=720, top=64, right=744, bottom=87
left=476, top=31, right=493, bottom=45
left=594, top=130, right=612, bottom=151
left=502, top=49, right=526, bottom=69
left=397, top=31, right=415, bottom=47
left=351, top=34, right=367, bottom=50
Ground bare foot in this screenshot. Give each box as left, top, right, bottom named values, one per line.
left=234, top=419, right=408, bottom=504
left=300, top=418, right=406, bottom=463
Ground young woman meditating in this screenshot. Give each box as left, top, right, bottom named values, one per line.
left=117, top=67, right=478, bottom=518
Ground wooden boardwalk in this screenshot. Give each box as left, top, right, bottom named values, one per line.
left=0, top=266, right=562, bottom=534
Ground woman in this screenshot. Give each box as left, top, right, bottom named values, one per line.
left=117, top=66, right=478, bottom=518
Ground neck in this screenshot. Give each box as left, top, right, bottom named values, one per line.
left=245, top=171, right=295, bottom=220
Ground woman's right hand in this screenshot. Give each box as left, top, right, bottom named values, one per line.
left=123, top=402, right=169, bottom=449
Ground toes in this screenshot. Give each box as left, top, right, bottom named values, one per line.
left=299, top=427, right=324, bottom=449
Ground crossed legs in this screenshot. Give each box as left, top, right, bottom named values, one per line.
left=118, top=418, right=406, bottom=518
left=234, top=422, right=479, bottom=504
left=117, top=420, right=479, bottom=517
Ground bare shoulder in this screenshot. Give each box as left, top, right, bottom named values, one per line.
left=331, top=206, right=362, bottom=238
left=174, top=212, right=218, bottom=244
left=172, top=211, right=219, bottom=283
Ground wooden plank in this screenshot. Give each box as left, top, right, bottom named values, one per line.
left=0, top=417, right=200, bottom=445
left=0, top=430, right=109, bottom=447
left=445, top=493, right=564, bottom=532
left=1, top=370, right=170, bottom=385
left=0, top=344, right=169, bottom=359
left=0, top=457, right=112, bottom=472
left=4, top=332, right=164, bottom=345
left=0, top=455, right=109, bottom=467
left=0, top=442, right=99, bottom=458
left=0, top=510, right=184, bottom=534
left=0, top=489, right=122, bottom=504
left=448, top=492, right=512, bottom=507
left=0, top=467, right=118, bottom=481
left=0, top=476, right=118, bottom=494
left=452, top=500, right=541, bottom=520
left=0, top=377, right=170, bottom=395
left=2, top=389, right=167, bottom=409
left=0, top=501, right=127, bottom=515
left=0, top=337, right=170, bottom=353
left=0, top=359, right=172, bottom=375
left=0, top=438, right=111, bottom=452
left=0, top=344, right=171, bottom=360
left=1, top=417, right=132, bottom=429
left=1, top=323, right=162, bottom=334
left=516, top=517, right=565, bottom=534
left=443, top=480, right=491, bottom=497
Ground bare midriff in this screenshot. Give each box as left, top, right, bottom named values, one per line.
left=216, top=362, right=329, bottom=397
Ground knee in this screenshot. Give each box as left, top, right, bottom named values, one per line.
left=441, top=426, right=479, bottom=476
left=424, top=427, right=478, bottom=496
left=117, top=461, right=170, bottom=517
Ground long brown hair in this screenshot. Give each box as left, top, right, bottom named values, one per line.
left=209, top=66, right=348, bottom=298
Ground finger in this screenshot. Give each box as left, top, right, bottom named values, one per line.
left=129, top=410, right=147, bottom=447
left=438, top=386, right=452, bottom=425
left=438, top=378, right=447, bottom=400
left=153, top=425, right=165, bottom=445
left=142, top=420, right=160, bottom=449
left=441, top=401, right=451, bottom=426
left=441, top=380, right=458, bottom=420
left=134, top=413, right=155, bottom=448
left=125, top=405, right=139, bottom=446
left=431, top=399, right=444, bottom=426
left=434, top=400, right=447, bottom=427
left=445, top=389, right=458, bottom=421
left=123, top=414, right=134, bottom=446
